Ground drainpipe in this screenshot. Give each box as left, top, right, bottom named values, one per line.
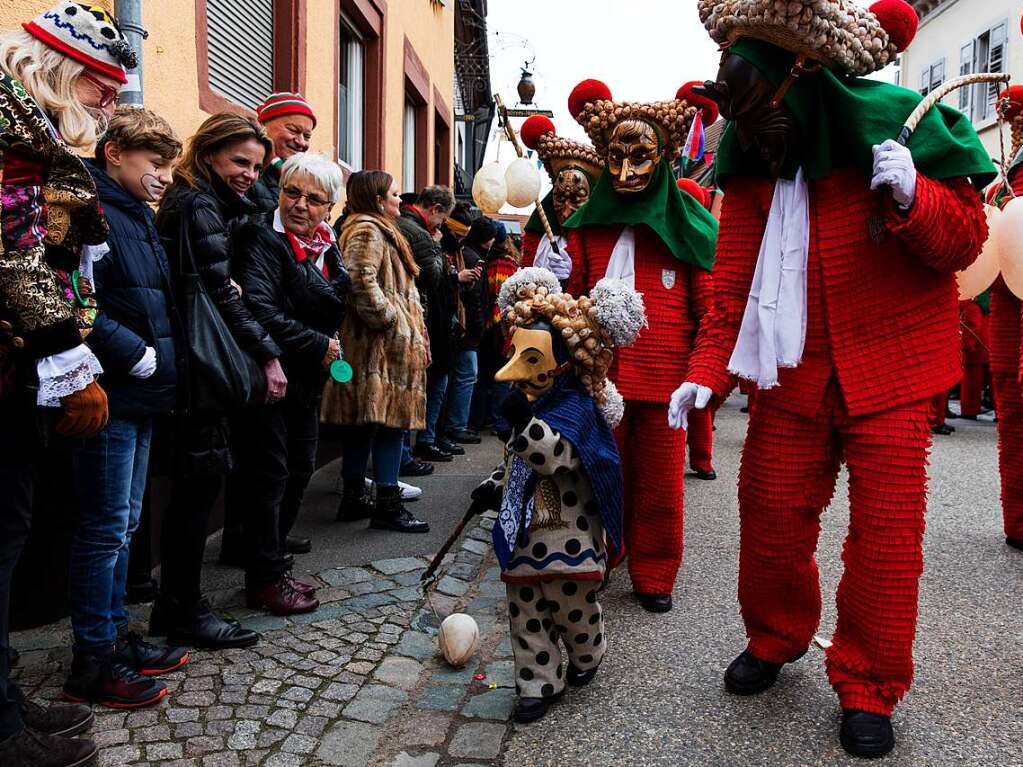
left=115, top=0, right=147, bottom=105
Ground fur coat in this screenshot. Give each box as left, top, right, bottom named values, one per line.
left=321, top=213, right=428, bottom=430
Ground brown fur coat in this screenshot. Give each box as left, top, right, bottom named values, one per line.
left=321, top=214, right=428, bottom=430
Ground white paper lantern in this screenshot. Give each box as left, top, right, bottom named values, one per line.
left=438, top=613, right=479, bottom=668
left=998, top=196, right=1023, bottom=299
left=472, top=163, right=507, bottom=214
left=957, top=203, right=1002, bottom=300
left=504, top=157, right=541, bottom=208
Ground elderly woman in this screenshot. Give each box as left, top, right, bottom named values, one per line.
left=322, top=171, right=430, bottom=533
left=231, top=153, right=350, bottom=615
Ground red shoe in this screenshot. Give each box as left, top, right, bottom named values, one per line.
left=62, top=653, right=167, bottom=709
left=287, top=574, right=317, bottom=597
left=245, top=579, right=319, bottom=616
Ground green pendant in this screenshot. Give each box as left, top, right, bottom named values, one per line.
left=330, top=359, right=353, bottom=384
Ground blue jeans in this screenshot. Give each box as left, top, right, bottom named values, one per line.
left=444, top=350, right=478, bottom=433
left=401, top=431, right=413, bottom=467
left=417, top=369, right=449, bottom=446
left=341, top=424, right=404, bottom=488
left=70, top=417, right=153, bottom=651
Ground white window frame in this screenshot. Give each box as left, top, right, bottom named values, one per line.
left=338, top=16, right=365, bottom=172
left=403, top=100, right=417, bottom=193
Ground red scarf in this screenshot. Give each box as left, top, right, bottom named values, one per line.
left=286, top=222, right=334, bottom=277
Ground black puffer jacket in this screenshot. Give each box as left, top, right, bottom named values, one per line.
left=459, top=242, right=488, bottom=350
left=85, top=163, right=182, bottom=418
left=248, top=162, right=281, bottom=214
left=232, top=213, right=350, bottom=401
left=156, top=173, right=281, bottom=366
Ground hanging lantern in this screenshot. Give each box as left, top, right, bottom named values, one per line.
left=472, top=163, right=507, bottom=214
left=957, top=204, right=1002, bottom=299
left=505, top=157, right=541, bottom=208
left=999, top=196, right=1023, bottom=299
left=438, top=613, right=480, bottom=668
left=517, top=65, right=536, bottom=105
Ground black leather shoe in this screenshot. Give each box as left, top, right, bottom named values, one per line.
left=724, top=648, right=806, bottom=695
left=337, top=485, right=375, bottom=522
left=636, top=593, right=672, bottom=613
left=149, top=598, right=259, bottom=650
left=370, top=486, right=430, bottom=534
left=693, top=469, right=717, bottom=481
left=435, top=438, right=465, bottom=456
left=21, top=701, right=94, bottom=738
left=566, top=664, right=599, bottom=687
left=513, top=696, right=550, bottom=724
left=0, top=727, right=98, bottom=767
left=1007, top=537, right=1023, bottom=551
left=840, top=709, right=895, bottom=759
left=931, top=424, right=955, bottom=435
left=112, top=631, right=188, bottom=676
left=413, top=443, right=453, bottom=462
left=447, top=429, right=482, bottom=445
left=286, top=535, right=311, bottom=554
left=399, top=460, right=435, bottom=477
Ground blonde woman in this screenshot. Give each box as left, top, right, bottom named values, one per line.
left=0, top=5, right=138, bottom=765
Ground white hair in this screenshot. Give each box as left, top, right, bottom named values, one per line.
left=280, top=152, right=345, bottom=203
left=0, top=30, right=106, bottom=151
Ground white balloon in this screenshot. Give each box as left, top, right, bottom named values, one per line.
left=472, top=164, right=507, bottom=214
left=438, top=613, right=480, bottom=668
left=998, top=196, right=1023, bottom=299
left=957, top=203, right=1002, bottom=300
left=505, top=157, right=541, bottom=208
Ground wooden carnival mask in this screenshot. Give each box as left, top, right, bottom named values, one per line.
left=607, top=119, right=662, bottom=194
left=495, top=326, right=565, bottom=402
left=552, top=166, right=593, bottom=223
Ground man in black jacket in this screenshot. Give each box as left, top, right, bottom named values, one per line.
left=248, top=92, right=317, bottom=214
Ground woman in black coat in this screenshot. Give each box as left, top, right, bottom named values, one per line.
left=230, top=153, right=349, bottom=616
left=150, top=113, right=281, bottom=649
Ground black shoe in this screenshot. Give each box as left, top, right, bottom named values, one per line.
left=413, top=443, right=453, bottom=462
left=149, top=598, right=259, bottom=650
left=840, top=709, right=895, bottom=759
left=286, top=535, right=311, bottom=554
left=636, top=593, right=672, bottom=613
left=0, top=728, right=98, bottom=767
left=513, top=696, right=551, bottom=724
left=1007, top=537, right=1023, bottom=551
left=739, top=406, right=750, bottom=413
left=370, top=486, right=430, bottom=534
left=21, top=701, right=94, bottom=738
left=435, top=438, right=465, bottom=456
left=958, top=414, right=978, bottom=421
left=724, top=648, right=806, bottom=696
left=931, top=424, right=955, bottom=435
left=692, top=469, right=717, bottom=481
left=566, top=663, right=599, bottom=687
left=62, top=652, right=166, bottom=709
left=9, top=647, right=19, bottom=667
left=112, top=631, right=188, bottom=676
left=447, top=429, right=482, bottom=445
left=125, top=578, right=158, bottom=605
left=337, top=484, right=375, bottom=522
left=399, top=460, right=435, bottom=478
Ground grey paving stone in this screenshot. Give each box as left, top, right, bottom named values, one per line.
left=135, top=724, right=171, bottom=742
left=264, top=753, right=304, bottom=767
left=371, top=557, right=425, bottom=575
left=295, top=714, right=329, bottom=737
left=477, top=579, right=506, bottom=597
left=174, top=722, right=204, bottom=739
left=184, top=735, right=225, bottom=757
left=257, top=727, right=289, bottom=748
left=353, top=647, right=384, bottom=662
left=282, top=685, right=314, bottom=703
left=282, top=733, right=318, bottom=754
left=394, top=631, right=437, bottom=661
left=167, top=707, right=200, bottom=723
left=97, top=744, right=140, bottom=765
left=393, top=571, right=426, bottom=587
left=447, top=722, right=507, bottom=760
left=342, top=683, right=408, bottom=724
left=266, top=708, right=299, bottom=729
left=206, top=706, right=234, bottom=721
left=344, top=660, right=375, bottom=675
left=317, top=720, right=381, bottom=766
left=493, top=636, right=513, bottom=658
left=235, top=704, right=270, bottom=720
left=320, top=566, right=374, bottom=587
left=415, top=683, right=464, bottom=712
left=436, top=576, right=470, bottom=597
left=202, top=753, right=241, bottom=767
left=93, top=728, right=129, bottom=748
left=460, top=538, right=489, bottom=555
left=125, top=709, right=160, bottom=728
left=344, top=593, right=398, bottom=611
left=389, top=753, right=440, bottom=767
left=238, top=616, right=289, bottom=633
left=461, top=688, right=515, bottom=720
left=483, top=659, right=515, bottom=688
left=390, top=586, right=424, bottom=603
left=321, top=681, right=360, bottom=702
left=184, top=676, right=215, bottom=691
left=397, top=711, right=453, bottom=748
left=429, top=663, right=480, bottom=686
left=373, top=656, right=424, bottom=690
left=145, top=742, right=184, bottom=761
left=176, top=691, right=216, bottom=707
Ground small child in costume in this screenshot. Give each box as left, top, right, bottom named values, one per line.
left=472, top=267, right=645, bottom=724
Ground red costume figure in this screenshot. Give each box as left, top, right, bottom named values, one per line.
left=561, top=80, right=719, bottom=613
left=958, top=297, right=990, bottom=419
left=674, top=0, right=992, bottom=757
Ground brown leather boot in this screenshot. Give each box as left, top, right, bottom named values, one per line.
left=245, top=579, right=319, bottom=616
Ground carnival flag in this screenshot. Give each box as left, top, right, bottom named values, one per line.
left=683, top=111, right=705, bottom=163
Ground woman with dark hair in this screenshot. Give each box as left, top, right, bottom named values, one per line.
left=321, top=171, right=430, bottom=533
left=149, top=113, right=283, bottom=649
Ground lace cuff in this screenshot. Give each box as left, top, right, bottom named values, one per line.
left=36, top=344, right=104, bottom=407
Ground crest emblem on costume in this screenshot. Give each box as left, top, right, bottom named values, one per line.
left=662, top=269, right=676, bottom=290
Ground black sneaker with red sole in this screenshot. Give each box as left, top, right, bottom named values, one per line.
left=62, top=653, right=167, bottom=709
left=112, top=631, right=189, bottom=676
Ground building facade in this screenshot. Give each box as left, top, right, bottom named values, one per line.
left=1, top=0, right=459, bottom=190
left=900, top=0, right=1021, bottom=160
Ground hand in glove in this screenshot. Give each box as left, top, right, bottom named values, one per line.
left=129, top=347, right=158, bottom=379
left=501, top=387, right=534, bottom=434
left=667, top=382, right=712, bottom=431
left=870, top=139, right=917, bottom=209
left=57, top=380, right=109, bottom=438
left=548, top=245, right=572, bottom=281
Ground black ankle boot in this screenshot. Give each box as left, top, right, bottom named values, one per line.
left=370, top=485, right=429, bottom=533
left=840, top=709, right=895, bottom=758
left=724, top=648, right=807, bottom=695
left=337, top=482, right=375, bottom=522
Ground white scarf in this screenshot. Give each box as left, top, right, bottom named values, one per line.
left=728, top=168, right=810, bottom=389
left=604, top=225, right=636, bottom=290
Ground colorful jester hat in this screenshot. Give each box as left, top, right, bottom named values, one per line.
left=23, top=3, right=138, bottom=84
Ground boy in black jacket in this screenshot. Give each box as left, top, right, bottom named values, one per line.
left=63, top=107, right=189, bottom=709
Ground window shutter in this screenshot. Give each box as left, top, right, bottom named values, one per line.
left=959, top=41, right=975, bottom=112
left=207, top=0, right=274, bottom=110
left=920, top=67, right=930, bottom=95
left=985, top=22, right=1008, bottom=119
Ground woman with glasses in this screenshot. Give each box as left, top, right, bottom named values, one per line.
left=230, top=154, right=350, bottom=615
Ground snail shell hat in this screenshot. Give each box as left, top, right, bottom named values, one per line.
left=697, top=0, right=919, bottom=76
left=520, top=115, right=604, bottom=185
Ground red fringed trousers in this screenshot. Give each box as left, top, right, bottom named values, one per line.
left=738, top=386, right=931, bottom=716
left=687, top=404, right=716, bottom=474
left=615, top=401, right=686, bottom=596
left=992, top=373, right=1023, bottom=540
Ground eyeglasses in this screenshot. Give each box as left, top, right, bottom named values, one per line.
left=282, top=186, right=330, bottom=207
left=80, top=72, right=120, bottom=109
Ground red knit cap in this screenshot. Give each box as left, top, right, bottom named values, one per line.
left=257, top=92, right=317, bottom=127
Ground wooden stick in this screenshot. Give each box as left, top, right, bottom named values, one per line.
left=899, top=72, right=1009, bottom=145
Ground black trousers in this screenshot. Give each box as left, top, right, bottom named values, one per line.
left=234, top=396, right=319, bottom=586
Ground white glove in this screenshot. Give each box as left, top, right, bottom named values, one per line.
left=548, top=245, right=572, bottom=281
left=130, top=346, right=158, bottom=379
left=668, top=382, right=713, bottom=431
left=870, top=139, right=917, bottom=209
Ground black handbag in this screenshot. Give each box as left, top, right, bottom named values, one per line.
left=175, top=212, right=266, bottom=413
